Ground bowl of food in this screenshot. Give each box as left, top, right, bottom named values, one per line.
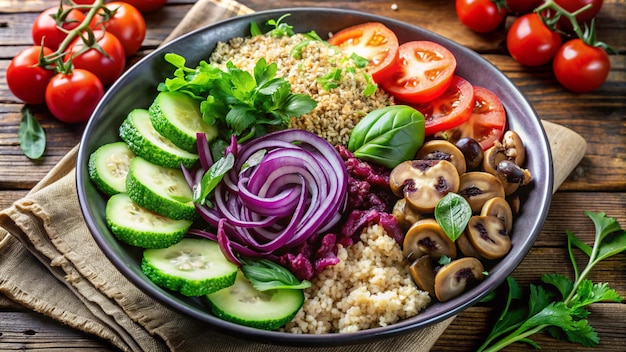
left=76, top=7, right=553, bottom=346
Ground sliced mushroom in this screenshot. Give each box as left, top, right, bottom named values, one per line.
left=409, top=255, right=436, bottom=296
left=434, top=257, right=484, bottom=302
left=389, top=160, right=460, bottom=213
left=415, top=140, right=467, bottom=175
left=480, top=197, right=513, bottom=234
left=392, top=198, right=423, bottom=231
left=502, top=130, right=526, bottom=166
left=403, top=218, right=457, bottom=261
left=458, top=172, right=505, bottom=212
left=497, top=160, right=532, bottom=186
left=455, top=137, right=484, bottom=170
left=465, top=215, right=511, bottom=259
left=456, top=231, right=483, bottom=258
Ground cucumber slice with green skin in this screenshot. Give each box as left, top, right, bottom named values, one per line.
left=88, top=142, right=135, bottom=196
left=126, top=156, right=197, bottom=220
left=206, top=271, right=304, bottom=330
left=149, top=91, right=218, bottom=153
left=142, top=238, right=238, bottom=297
left=106, top=193, right=191, bottom=249
left=119, top=108, right=199, bottom=169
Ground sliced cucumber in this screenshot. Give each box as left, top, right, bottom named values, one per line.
left=88, top=142, right=135, bottom=196
left=149, top=91, right=218, bottom=153
left=126, top=156, right=197, bottom=220
left=105, top=193, right=191, bottom=249
left=142, top=238, right=238, bottom=297
left=119, top=108, right=199, bottom=169
left=206, top=271, right=304, bottom=330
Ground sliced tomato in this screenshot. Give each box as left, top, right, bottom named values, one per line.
left=327, top=22, right=399, bottom=83
left=381, top=41, right=457, bottom=104
left=443, top=86, right=506, bottom=150
left=409, top=75, right=474, bottom=136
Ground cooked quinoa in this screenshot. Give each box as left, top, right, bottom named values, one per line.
left=209, top=33, right=394, bottom=146
left=282, top=225, right=431, bottom=334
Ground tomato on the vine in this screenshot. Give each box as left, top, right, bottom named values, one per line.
left=7, top=46, right=55, bottom=105
left=442, top=86, right=506, bottom=150
left=505, top=0, right=543, bottom=14
left=327, top=22, right=400, bottom=83
left=66, top=30, right=126, bottom=86
left=551, top=0, right=604, bottom=31
left=455, top=0, right=506, bottom=33
left=381, top=41, right=457, bottom=104
left=410, top=75, right=475, bottom=136
left=90, top=2, right=147, bottom=56
left=32, top=7, right=86, bottom=51
left=45, top=69, right=104, bottom=123
left=553, top=38, right=610, bottom=93
left=121, top=0, right=168, bottom=13
left=506, top=13, right=562, bottom=67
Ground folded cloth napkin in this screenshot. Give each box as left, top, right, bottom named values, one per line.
left=0, top=0, right=454, bottom=351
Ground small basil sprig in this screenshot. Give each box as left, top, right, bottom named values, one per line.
left=193, top=152, right=234, bottom=205
left=18, top=106, right=46, bottom=160
left=348, top=105, right=425, bottom=169
left=241, top=258, right=311, bottom=291
left=435, top=193, right=472, bottom=241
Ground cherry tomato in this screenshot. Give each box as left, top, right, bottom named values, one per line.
left=121, top=0, right=168, bottom=13
left=505, top=0, right=543, bottom=14
left=90, top=2, right=147, bottom=56
left=455, top=0, right=506, bottom=33
left=381, top=41, right=457, bottom=104
left=550, top=0, right=604, bottom=31
left=6, top=46, right=55, bottom=105
left=45, top=69, right=104, bottom=123
left=506, top=13, right=562, bottom=67
left=67, top=30, right=126, bottom=86
left=327, top=22, right=400, bottom=83
left=443, top=86, right=506, bottom=150
left=32, top=7, right=86, bottom=51
left=552, top=38, right=610, bottom=93
left=410, top=75, right=475, bottom=136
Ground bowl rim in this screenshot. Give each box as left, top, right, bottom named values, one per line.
left=77, top=6, right=554, bottom=346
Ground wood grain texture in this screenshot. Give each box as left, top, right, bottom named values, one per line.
left=0, top=0, right=624, bottom=351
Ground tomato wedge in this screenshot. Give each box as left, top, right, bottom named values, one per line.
left=443, top=86, right=506, bottom=150
left=381, top=40, right=457, bottom=104
left=410, top=75, right=474, bottom=136
left=327, top=22, right=399, bottom=83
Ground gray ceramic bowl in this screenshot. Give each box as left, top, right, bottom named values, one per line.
left=77, top=8, right=553, bottom=346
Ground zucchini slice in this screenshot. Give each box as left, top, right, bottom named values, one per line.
left=149, top=91, right=218, bottom=153
left=105, top=193, right=191, bottom=249
left=142, top=238, right=238, bottom=297
left=88, top=142, right=135, bottom=196
left=126, top=156, right=196, bottom=220
left=119, top=108, right=199, bottom=169
left=206, top=271, right=304, bottom=330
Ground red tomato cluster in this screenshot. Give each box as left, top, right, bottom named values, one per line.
left=328, top=22, right=506, bottom=151
left=6, top=1, right=165, bottom=123
left=455, top=0, right=610, bottom=93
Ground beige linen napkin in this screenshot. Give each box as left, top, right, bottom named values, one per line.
left=0, top=0, right=455, bottom=351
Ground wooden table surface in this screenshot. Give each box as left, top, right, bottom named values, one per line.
left=1, top=0, right=624, bottom=351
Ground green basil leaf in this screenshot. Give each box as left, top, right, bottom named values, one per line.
left=193, top=152, right=234, bottom=204
left=18, top=106, right=46, bottom=160
left=435, top=193, right=472, bottom=241
left=241, top=258, right=311, bottom=291
left=348, top=105, right=425, bottom=169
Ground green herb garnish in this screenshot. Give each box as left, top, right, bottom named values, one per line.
left=18, top=106, right=46, bottom=160
left=193, top=152, right=234, bottom=205
left=477, top=211, right=626, bottom=351
left=435, top=193, right=472, bottom=242
left=241, top=258, right=311, bottom=291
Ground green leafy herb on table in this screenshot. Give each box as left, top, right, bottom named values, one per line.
left=18, top=106, right=46, bottom=160
left=159, top=54, right=317, bottom=144
left=478, top=211, right=626, bottom=352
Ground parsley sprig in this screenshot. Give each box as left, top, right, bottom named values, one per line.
left=159, top=54, right=317, bottom=144
left=478, top=211, right=625, bottom=351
